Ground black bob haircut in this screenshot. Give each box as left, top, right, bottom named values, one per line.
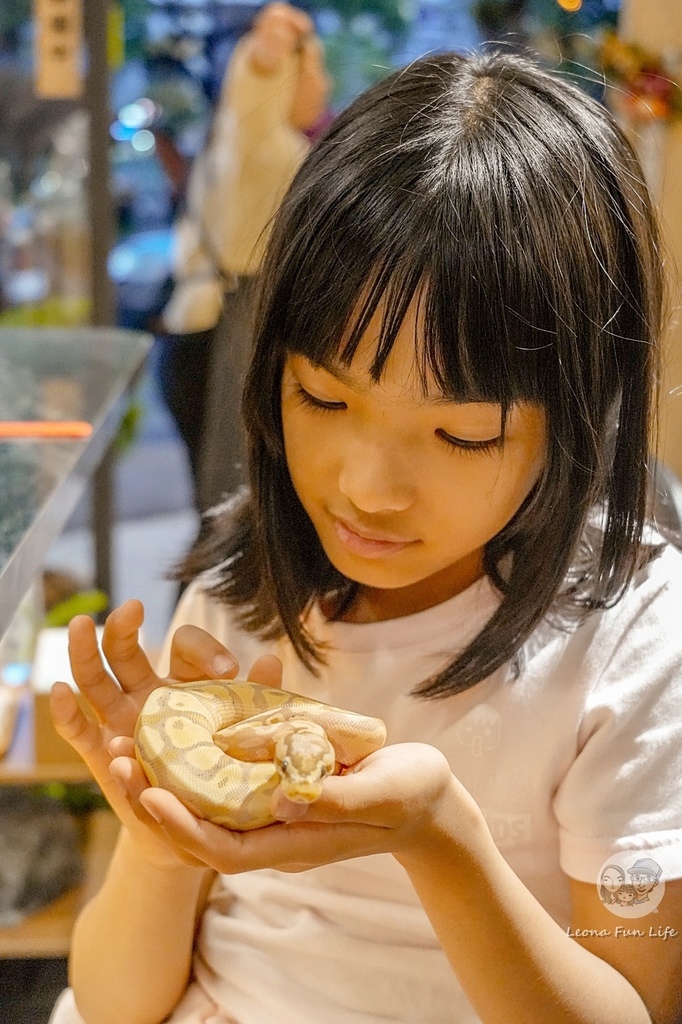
left=184, top=50, right=663, bottom=698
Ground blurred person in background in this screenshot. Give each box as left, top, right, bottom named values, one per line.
left=156, top=2, right=331, bottom=514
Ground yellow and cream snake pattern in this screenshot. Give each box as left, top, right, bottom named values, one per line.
left=135, top=680, right=387, bottom=830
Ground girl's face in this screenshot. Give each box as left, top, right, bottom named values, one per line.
left=281, top=302, right=546, bottom=621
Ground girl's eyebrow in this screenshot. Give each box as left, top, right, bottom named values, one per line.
left=309, top=357, right=496, bottom=410
left=311, top=358, right=356, bottom=388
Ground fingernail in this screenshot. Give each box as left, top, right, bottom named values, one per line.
left=211, top=654, right=237, bottom=676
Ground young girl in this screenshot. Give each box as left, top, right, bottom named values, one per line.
left=50, top=50, right=682, bottom=1024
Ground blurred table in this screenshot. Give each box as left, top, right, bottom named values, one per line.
left=0, top=327, right=152, bottom=636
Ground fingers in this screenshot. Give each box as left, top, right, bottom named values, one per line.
left=137, top=786, right=227, bottom=869
left=67, top=601, right=157, bottom=727
left=67, top=614, right=123, bottom=723
left=246, top=655, right=283, bottom=689
left=275, top=745, right=454, bottom=830
left=271, top=791, right=310, bottom=822
left=269, top=772, right=377, bottom=826
left=50, top=683, right=126, bottom=807
left=109, top=756, right=206, bottom=869
left=138, top=786, right=386, bottom=874
left=50, top=681, right=100, bottom=759
left=109, top=754, right=153, bottom=802
left=168, top=625, right=238, bottom=682
left=100, top=600, right=158, bottom=695
left=276, top=773, right=378, bottom=825
left=109, top=735, right=136, bottom=759
left=139, top=789, right=235, bottom=863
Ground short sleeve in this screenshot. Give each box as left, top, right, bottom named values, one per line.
left=553, top=545, right=682, bottom=883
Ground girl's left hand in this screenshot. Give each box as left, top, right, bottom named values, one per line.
left=109, top=740, right=474, bottom=873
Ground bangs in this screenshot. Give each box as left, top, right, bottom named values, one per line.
left=261, top=94, right=622, bottom=412
left=252, top=47, right=655, bottom=434
left=274, top=200, right=554, bottom=409
left=290, top=283, right=548, bottom=413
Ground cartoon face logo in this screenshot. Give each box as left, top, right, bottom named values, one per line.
left=596, top=856, right=664, bottom=918
left=456, top=704, right=502, bottom=758
left=615, top=884, right=636, bottom=907
left=628, top=859, right=662, bottom=903
left=599, top=865, right=625, bottom=904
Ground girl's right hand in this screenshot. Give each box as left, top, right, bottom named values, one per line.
left=49, top=599, right=281, bottom=869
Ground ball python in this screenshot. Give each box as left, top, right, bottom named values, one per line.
left=134, top=680, right=386, bottom=830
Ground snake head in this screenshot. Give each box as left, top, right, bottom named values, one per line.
left=274, top=722, right=336, bottom=803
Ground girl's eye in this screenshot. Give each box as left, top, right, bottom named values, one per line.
left=295, top=385, right=346, bottom=412
left=436, top=428, right=503, bottom=455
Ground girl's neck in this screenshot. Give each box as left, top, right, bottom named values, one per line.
left=332, top=550, right=487, bottom=623
left=337, top=587, right=426, bottom=623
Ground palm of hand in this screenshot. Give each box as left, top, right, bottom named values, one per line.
left=50, top=599, right=283, bottom=868
left=132, top=739, right=463, bottom=876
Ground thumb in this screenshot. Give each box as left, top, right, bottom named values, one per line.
left=273, top=745, right=442, bottom=827
left=272, top=760, right=381, bottom=825
left=168, top=624, right=238, bottom=681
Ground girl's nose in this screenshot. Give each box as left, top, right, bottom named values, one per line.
left=337, top=443, right=415, bottom=514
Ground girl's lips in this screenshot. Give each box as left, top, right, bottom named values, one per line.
left=332, top=517, right=415, bottom=558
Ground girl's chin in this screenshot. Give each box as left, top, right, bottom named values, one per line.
left=324, top=543, right=417, bottom=588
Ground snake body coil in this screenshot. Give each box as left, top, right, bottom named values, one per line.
left=134, top=680, right=386, bottom=830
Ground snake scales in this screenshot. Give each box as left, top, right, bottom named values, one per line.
left=135, top=681, right=386, bottom=830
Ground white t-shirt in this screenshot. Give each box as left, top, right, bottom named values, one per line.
left=161, top=543, right=682, bottom=1024
left=50, top=544, right=682, bottom=1024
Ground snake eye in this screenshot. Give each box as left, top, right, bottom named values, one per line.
left=279, top=758, right=289, bottom=773
left=319, top=765, right=328, bottom=777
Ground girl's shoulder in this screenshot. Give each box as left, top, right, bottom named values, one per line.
left=594, top=540, right=682, bottom=659
left=580, top=538, right=682, bottom=633
left=612, top=539, right=682, bottom=622
left=523, top=541, right=682, bottom=676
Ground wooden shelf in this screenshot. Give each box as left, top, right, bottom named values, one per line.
left=0, top=689, right=92, bottom=785
left=0, top=808, right=119, bottom=959
left=0, top=689, right=119, bottom=959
